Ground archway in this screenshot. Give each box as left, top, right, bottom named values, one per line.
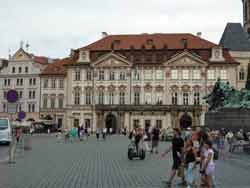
left=180, top=112, right=192, bottom=129
left=105, top=113, right=117, bottom=134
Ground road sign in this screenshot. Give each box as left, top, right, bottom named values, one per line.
left=7, top=90, right=18, bottom=103
left=7, top=103, right=17, bottom=114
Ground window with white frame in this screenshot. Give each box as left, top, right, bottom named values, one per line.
left=74, top=88, right=81, bottom=105
left=43, top=95, right=48, bottom=108
left=171, top=70, right=178, bottom=80
left=51, top=98, right=55, bottom=108
left=239, top=69, right=245, bottom=81
left=156, top=92, right=163, bottom=104
left=156, top=70, right=163, bottom=80
left=86, top=91, right=92, bottom=105
left=208, top=70, right=215, bottom=80
left=144, top=92, right=152, bottom=104
left=86, top=70, right=92, bottom=80
left=183, top=93, right=189, bottom=105
left=182, top=70, right=189, bottom=80
left=133, top=69, right=140, bottom=80
left=98, top=92, right=104, bottom=104
left=99, top=70, right=105, bottom=80
left=144, top=70, right=152, bottom=80
left=44, top=79, right=48, bottom=88
left=220, top=70, right=227, bottom=80
left=134, top=91, right=140, bottom=105
left=119, top=72, right=126, bottom=80
left=51, top=79, right=56, bottom=88
left=59, top=79, right=64, bottom=88
left=109, top=71, right=115, bottom=80
left=33, top=78, right=36, bottom=85
left=108, top=92, right=114, bottom=105
left=75, top=69, right=81, bottom=81
left=28, top=104, right=31, bottom=112
left=194, top=92, right=200, bottom=105
left=193, top=70, right=201, bottom=80
left=119, top=92, right=125, bottom=104
left=172, top=92, right=178, bottom=105
left=58, top=97, right=64, bottom=108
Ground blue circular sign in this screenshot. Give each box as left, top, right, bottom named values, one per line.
left=7, top=90, right=18, bottom=103
left=18, top=111, right=26, bottom=120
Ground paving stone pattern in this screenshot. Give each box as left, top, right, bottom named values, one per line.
left=0, top=135, right=249, bottom=188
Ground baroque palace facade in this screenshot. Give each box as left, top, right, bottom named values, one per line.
left=40, top=33, right=238, bottom=132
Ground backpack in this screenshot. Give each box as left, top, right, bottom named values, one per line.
left=212, top=147, right=219, bottom=160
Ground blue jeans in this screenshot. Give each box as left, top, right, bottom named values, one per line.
left=185, top=162, right=194, bottom=188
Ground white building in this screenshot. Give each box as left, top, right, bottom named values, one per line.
left=0, top=47, right=50, bottom=121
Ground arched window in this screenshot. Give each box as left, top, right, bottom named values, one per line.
left=183, top=93, right=189, bottom=105
left=194, top=92, right=200, bottom=105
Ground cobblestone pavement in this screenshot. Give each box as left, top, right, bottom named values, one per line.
left=0, top=144, right=9, bottom=162
left=0, top=135, right=249, bottom=188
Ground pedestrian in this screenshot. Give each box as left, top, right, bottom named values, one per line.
left=161, top=128, right=185, bottom=187
left=85, top=126, right=89, bottom=140
left=200, top=140, right=215, bottom=188
left=102, top=127, right=107, bottom=140
left=184, top=139, right=197, bottom=188
left=16, top=127, right=22, bottom=143
left=70, top=126, right=77, bottom=143
left=144, top=127, right=151, bottom=152
left=96, top=128, right=100, bottom=140
left=151, top=125, right=160, bottom=154
left=109, top=127, right=113, bottom=135
left=77, top=125, right=82, bottom=141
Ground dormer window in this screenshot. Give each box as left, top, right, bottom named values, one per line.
left=210, top=47, right=225, bottom=62
left=77, top=50, right=90, bottom=63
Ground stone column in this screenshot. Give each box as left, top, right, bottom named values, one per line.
left=92, top=112, right=97, bottom=132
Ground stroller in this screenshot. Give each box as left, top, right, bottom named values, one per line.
left=128, top=140, right=146, bottom=160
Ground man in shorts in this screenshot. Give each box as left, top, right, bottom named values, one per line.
left=161, top=128, right=185, bottom=187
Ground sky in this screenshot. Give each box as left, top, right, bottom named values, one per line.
left=0, top=0, right=243, bottom=59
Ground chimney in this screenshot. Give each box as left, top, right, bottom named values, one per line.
left=197, top=32, right=202, bottom=38
left=102, top=32, right=108, bottom=38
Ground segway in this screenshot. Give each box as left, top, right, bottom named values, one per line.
left=127, top=141, right=146, bottom=160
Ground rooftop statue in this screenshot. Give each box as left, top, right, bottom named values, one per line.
left=205, top=63, right=250, bottom=111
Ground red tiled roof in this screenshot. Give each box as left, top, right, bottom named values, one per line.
left=81, top=33, right=218, bottom=51
left=40, top=58, right=73, bottom=76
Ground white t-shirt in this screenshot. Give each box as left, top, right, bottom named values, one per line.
left=204, top=148, right=215, bottom=168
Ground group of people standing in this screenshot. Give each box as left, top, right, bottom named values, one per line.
left=161, top=127, right=217, bottom=188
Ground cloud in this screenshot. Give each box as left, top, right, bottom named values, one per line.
left=0, top=0, right=243, bottom=58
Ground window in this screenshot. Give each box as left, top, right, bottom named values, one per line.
left=19, top=91, right=23, bottom=99
left=86, top=70, right=92, bottom=80
left=86, top=91, right=92, bottom=105
left=75, top=69, right=81, bottom=81
left=44, top=79, right=48, bottom=88
left=74, top=88, right=81, bottom=105
left=220, top=70, right=227, bottom=80
left=109, top=71, right=115, bottom=80
left=144, top=70, right=152, bottom=80
left=33, top=78, right=36, bottom=85
left=32, top=104, right=35, bottom=112
left=156, top=92, right=163, bottom=104
left=3, top=91, right=7, bottom=99
left=20, top=78, right=23, bottom=86
left=133, top=119, right=140, bottom=129
left=171, top=70, right=178, bottom=80
left=58, top=97, right=64, bottom=108
left=43, top=96, right=48, bottom=108
left=7, top=79, right=10, bottom=86
left=239, top=70, right=245, bottom=81
left=183, top=93, right=189, bottom=105
left=182, top=70, right=189, bottom=80
left=29, top=91, right=32, bottom=99
left=18, top=104, right=22, bottom=112
left=144, top=92, right=152, bottom=104
left=4, top=79, right=7, bottom=86
left=3, top=104, right=7, bottom=112
left=134, top=91, right=140, bottom=105
left=119, top=72, right=126, bottom=80
left=108, top=92, right=114, bottom=105
left=29, top=78, right=32, bottom=85
left=32, top=91, right=35, bottom=99
left=25, top=66, right=28, bottom=73
left=51, top=79, right=56, bottom=88
left=98, top=92, right=104, bottom=104
left=18, top=67, right=22, bottom=73
left=172, top=92, right=178, bottom=105
left=156, top=120, right=162, bottom=128
left=194, top=92, right=200, bottom=105
left=59, top=79, right=64, bottom=88
left=156, top=70, right=163, bottom=80
left=17, top=79, right=20, bottom=86
left=145, top=120, right=151, bottom=128
left=99, top=70, right=105, bottom=80
left=12, top=67, right=15, bottom=73
left=133, top=69, right=140, bottom=80
left=119, top=92, right=125, bottom=105
left=51, top=98, right=55, bottom=108
left=28, top=104, right=31, bottom=112
left=208, top=70, right=215, bottom=80
left=193, top=70, right=200, bottom=80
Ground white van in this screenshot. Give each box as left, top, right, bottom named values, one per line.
left=0, top=118, right=12, bottom=144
